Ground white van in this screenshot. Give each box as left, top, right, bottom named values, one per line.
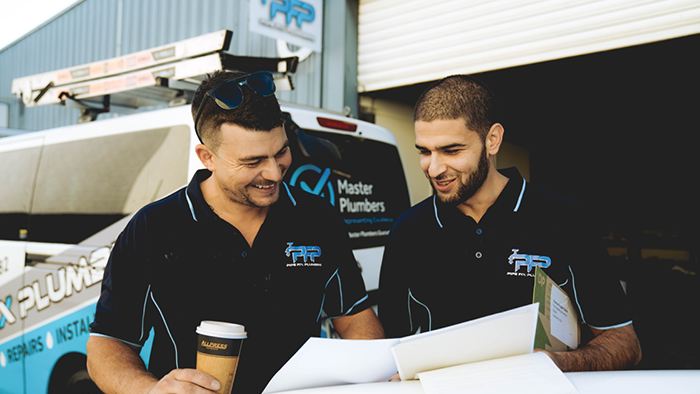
left=0, top=102, right=411, bottom=393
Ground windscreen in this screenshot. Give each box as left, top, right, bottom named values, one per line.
left=284, top=121, right=411, bottom=249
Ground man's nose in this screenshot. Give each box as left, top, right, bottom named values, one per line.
left=427, top=154, right=446, bottom=179
left=262, top=157, right=284, bottom=181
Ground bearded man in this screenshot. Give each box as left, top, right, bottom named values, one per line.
left=378, top=75, right=641, bottom=372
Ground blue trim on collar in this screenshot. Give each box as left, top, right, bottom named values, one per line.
left=283, top=182, right=297, bottom=206
left=513, top=178, right=526, bottom=212
left=432, top=195, right=443, bottom=228
left=185, top=187, right=198, bottom=222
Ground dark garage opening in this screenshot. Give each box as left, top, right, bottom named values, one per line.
left=365, top=33, right=700, bottom=369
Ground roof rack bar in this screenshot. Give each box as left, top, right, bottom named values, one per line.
left=10, top=30, right=299, bottom=119
left=22, top=53, right=224, bottom=108
left=11, top=30, right=233, bottom=105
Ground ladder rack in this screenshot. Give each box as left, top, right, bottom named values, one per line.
left=10, top=30, right=298, bottom=121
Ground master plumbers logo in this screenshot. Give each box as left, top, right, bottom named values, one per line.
left=289, top=165, right=386, bottom=214
left=290, top=164, right=335, bottom=205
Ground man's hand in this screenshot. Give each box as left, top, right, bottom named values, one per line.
left=146, top=369, right=221, bottom=394
left=87, top=336, right=221, bottom=394
left=534, top=323, right=642, bottom=372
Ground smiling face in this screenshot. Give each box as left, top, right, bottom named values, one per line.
left=415, top=118, right=490, bottom=206
left=204, top=123, right=292, bottom=209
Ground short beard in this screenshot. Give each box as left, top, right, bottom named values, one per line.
left=220, top=180, right=280, bottom=209
left=434, top=144, right=490, bottom=206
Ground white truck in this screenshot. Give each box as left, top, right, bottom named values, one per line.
left=0, top=30, right=411, bottom=394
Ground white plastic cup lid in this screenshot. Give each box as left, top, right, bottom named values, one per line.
left=196, top=321, right=247, bottom=339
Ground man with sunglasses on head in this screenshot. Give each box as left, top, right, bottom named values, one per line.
left=87, top=70, right=385, bottom=394
left=379, top=75, right=641, bottom=373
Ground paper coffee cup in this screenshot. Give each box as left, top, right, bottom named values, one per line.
left=196, top=321, right=247, bottom=394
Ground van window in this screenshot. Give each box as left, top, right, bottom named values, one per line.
left=1, top=126, right=190, bottom=244
left=285, top=124, right=411, bottom=249
left=0, top=144, right=41, bottom=241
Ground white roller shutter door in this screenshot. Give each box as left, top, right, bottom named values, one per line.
left=358, top=0, right=700, bottom=92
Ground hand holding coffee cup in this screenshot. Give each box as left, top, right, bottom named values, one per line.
left=196, top=321, right=247, bottom=394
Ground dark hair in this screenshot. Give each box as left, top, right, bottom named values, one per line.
left=414, top=75, right=500, bottom=141
left=191, top=70, right=284, bottom=151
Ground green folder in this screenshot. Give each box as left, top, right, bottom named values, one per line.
left=533, top=266, right=580, bottom=351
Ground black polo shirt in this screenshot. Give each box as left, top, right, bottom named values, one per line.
left=379, top=167, right=632, bottom=339
left=90, top=170, right=371, bottom=393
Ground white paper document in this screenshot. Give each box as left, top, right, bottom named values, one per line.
left=262, top=337, right=400, bottom=393
left=392, top=304, right=539, bottom=380
left=418, top=352, right=579, bottom=394
left=550, top=285, right=579, bottom=349
left=263, top=304, right=543, bottom=393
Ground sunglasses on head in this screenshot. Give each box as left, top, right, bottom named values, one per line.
left=193, top=71, right=277, bottom=143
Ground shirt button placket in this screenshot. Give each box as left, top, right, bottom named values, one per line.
left=475, top=228, right=484, bottom=259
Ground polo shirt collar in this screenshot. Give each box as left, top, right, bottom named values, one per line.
left=433, top=167, right=527, bottom=228
left=489, top=167, right=527, bottom=215
left=184, top=169, right=297, bottom=224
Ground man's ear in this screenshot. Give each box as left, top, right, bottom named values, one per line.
left=485, top=123, right=505, bottom=156
left=195, top=144, right=217, bottom=171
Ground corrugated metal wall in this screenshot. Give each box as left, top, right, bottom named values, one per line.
left=0, top=0, right=357, bottom=132
left=358, top=0, right=700, bottom=92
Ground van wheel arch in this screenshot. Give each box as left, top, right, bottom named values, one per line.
left=48, top=352, right=103, bottom=394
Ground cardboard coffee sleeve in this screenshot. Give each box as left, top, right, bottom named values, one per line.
left=196, top=321, right=246, bottom=394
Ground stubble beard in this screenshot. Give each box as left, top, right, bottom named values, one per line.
left=220, top=180, right=281, bottom=209
left=433, top=145, right=490, bottom=206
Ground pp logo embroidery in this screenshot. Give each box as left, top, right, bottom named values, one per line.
left=285, top=242, right=322, bottom=266
left=508, top=249, right=551, bottom=273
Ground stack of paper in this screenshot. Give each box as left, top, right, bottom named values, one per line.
left=392, top=304, right=538, bottom=380
left=262, top=337, right=400, bottom=393
left=263, top=303, right=578, bottom=393
left=417, top=352, right=578, bottom=394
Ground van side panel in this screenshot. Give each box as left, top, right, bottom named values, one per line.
left=0, top=119, right=192, bottom=392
